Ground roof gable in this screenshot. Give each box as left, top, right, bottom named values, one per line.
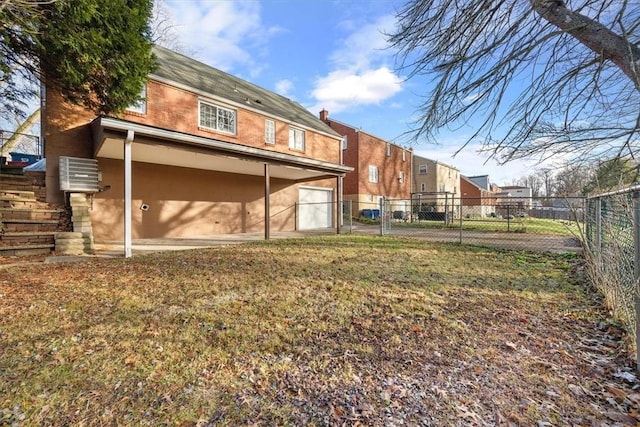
left=151, top=45, right=339, bottom=138
left=461, top=175, right=484, bottom=191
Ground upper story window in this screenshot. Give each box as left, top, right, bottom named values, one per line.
left=402, top=150, right=406, bottom=162
left=289, top=126, right=305, bottom=151
left=368, top=165, right=379, bottom=183
left=199, top=101, right=236, bottom=134
left=341, top=136, right=347, bottom=150
left=265, top=119, right=275, bottom=145
left=126, top=84, right=147, bottom=114
left=419, top=164, right=428, bottom=174
left=399, top=171, right=405, bottom=184
left=420, top=183, right=426, bottom=192
left=386, top=143, right=391, bottom=156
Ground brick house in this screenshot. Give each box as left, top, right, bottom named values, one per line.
left=318, top=110, right=412, bottom=217
left=42, top=46, right=351, bottom=256
left=411, top=155, right=460, bottom=217
left=460, top=175, right=497, bottom=217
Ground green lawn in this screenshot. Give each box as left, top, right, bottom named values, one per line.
left=0, top=236, right=634, bottom=425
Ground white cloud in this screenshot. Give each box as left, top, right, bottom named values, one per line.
left=330, top=15, right=397, bottom=71
left=161, top=0, right=283, bottom=73
left=309, top=14, right=403, bottom=114
left=310, top=68, right=402, bottom=114
left=275, top=79, right=294, bottom=97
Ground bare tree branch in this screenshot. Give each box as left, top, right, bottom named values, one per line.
left=389, top=0, right=640, bottom=164
left=531, top=0, right=640, bottom=88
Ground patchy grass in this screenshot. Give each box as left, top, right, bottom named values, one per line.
left=0, top=235, right=637, bottom=425
left=395, top=217, right=581, bottom=236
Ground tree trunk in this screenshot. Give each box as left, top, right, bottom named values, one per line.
left=531, top=0, right=640, bottom=90
left=2, top=108, right=40, bottom=153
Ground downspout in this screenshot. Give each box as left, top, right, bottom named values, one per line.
left=337, top=141, right=344, bottom=234
left=264, top=163, right=270, bottom=240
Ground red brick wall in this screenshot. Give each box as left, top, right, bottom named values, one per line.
left=323, top=118, right=411, bottom=200
left=322, top=120, right=359, bottom=195
left=356, top=132, right=410, bottom=199
left=123, top=80, right=340, bottom=164
left=44, top=79, right=342, bottom=205
left=461, top=179, right=496, bottom=205
left=42, top=90, right=96, bottom=205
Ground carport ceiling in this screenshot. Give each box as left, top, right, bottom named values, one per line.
left=96, top=136, right=325, bottom=181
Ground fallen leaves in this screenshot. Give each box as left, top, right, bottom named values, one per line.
left=0, top=236, right=639, bottom=425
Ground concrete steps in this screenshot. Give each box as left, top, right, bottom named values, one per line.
left=0, top=172, right=69, bottom=257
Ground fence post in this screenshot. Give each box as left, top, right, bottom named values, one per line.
left=379, top=197, right=384, bottom=236
left=595, top=197, right=602, bottom=259
left=633, top=191, right=640, bottom=371
left=444, top=193, right=449, bottom=226
left=459, top=197, right=463, bottom=244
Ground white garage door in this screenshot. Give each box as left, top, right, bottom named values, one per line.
left=298, top=187, right=333, bottom=230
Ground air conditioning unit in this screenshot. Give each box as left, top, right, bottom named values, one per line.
left=59, top=156, right=99, bottom=192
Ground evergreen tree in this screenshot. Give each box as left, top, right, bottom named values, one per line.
left=1, top=0, right=156, bottom=120
left=582, top=158, right=638, bottom=194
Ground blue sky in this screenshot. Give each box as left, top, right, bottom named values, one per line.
left=160, top=0, right=553, bottom=185
left=0, top=0, right=555, bottom=185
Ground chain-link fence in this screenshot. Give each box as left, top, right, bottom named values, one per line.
left=341, top=196, right=584, bottom=253
left=585, top=186, right=639, bottom=364
left=0, top=130, right=42, bottom=169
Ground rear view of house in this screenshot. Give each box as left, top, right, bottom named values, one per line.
left=42, top=46, right=351, bottom=255
left=411, top=155, right=460, bottom=217
left=319, top=110, right=411, bottom=218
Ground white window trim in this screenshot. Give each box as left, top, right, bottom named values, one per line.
left=399, top=171, right=405, bottom=184
left=126, top=84, right=147, bottom=114
left=265, top=119, right=275, bottom=145
left=199, top=100, right=237, bottom=135
left=386, top=143, right=391, bottom=157
left=368, top=165, right=379, bottom=183
left=420, top=183, right=426, bottom=192
left=419, top=164, right=428, bottom=175
left=402, top=150, right=406, bottom=162
left=341, top=136, right=347, bottom=150
left=289, top=126, right=305, bottom=151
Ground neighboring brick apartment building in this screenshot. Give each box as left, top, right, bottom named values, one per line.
left=42, top=45, right=351, bottom=255
left=460, top=175, right=497, bottom=217
left=319, top=110, right=412, bottom=216
left=411, top=155, right=460, bottom=215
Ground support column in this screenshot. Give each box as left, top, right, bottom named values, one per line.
left=336, top=176, right=342, bottom=234
left=264, top=163, right=270, bottom=240
left=124, top=130, right=134, bottom=258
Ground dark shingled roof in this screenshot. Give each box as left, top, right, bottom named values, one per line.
left=151, top=45, right=340, bottom=138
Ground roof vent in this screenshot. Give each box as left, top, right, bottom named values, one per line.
left=59, top=156, right=99, bottom=192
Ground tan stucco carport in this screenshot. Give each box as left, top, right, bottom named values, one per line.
left=90, top=117, right=352, bottom=257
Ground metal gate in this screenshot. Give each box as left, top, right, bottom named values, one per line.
left=367, top=196, right=584, bottom=252
left=380, top=198, right=392, bottom=235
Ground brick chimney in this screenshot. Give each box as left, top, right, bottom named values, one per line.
left=319, top=109, right=329, bottom=122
